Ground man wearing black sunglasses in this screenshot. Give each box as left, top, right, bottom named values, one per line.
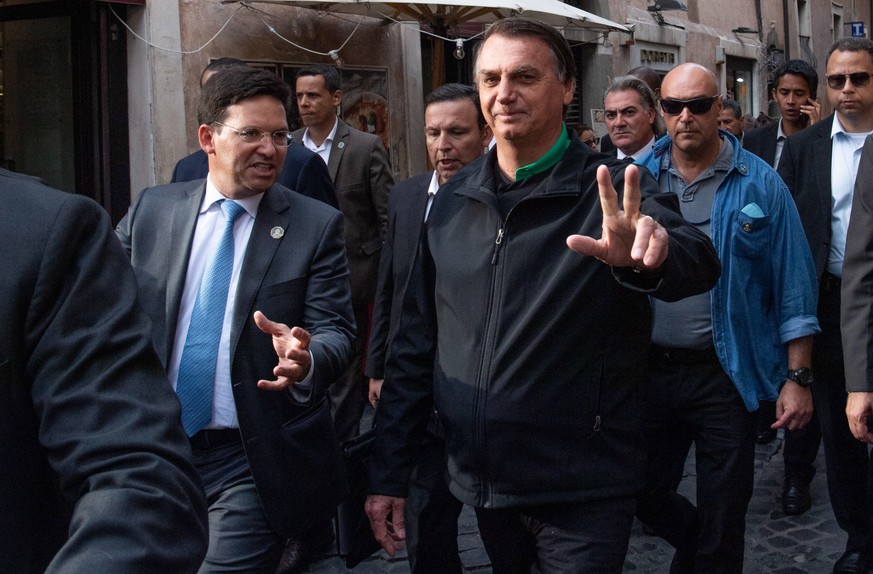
left=634, top=62, right=819, bottom=574
left=778, top=37, right=873, bottom=574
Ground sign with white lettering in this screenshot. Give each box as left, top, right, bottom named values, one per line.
left=850, top=22, right=866, bottom=38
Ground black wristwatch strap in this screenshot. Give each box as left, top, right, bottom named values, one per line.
left=787, top=367, right=814, bottom=388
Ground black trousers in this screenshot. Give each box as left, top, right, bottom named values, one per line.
left=405, top=432, right=463, bottom=574
left=475, top=497, right=635, bottom=574
left=329, top=303, right=369, bottom=442
left=636, top=346, right=757, bottom=574
left=813, top=277, right=873, bottom=552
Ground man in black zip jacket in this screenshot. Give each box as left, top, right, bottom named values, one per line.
left=365, top=17, right=720, bottom=573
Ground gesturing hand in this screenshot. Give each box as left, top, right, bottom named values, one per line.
left=253, top=310, right=312, bottom=390
left=566, top=164, right=668, bottom=270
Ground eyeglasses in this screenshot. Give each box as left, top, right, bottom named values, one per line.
left=659, top=95, right=720, bottom=116
left=826, top=72, right=873, bottom=90
left=211, top=121, right=293, bottom=147
left=583, top=137, right=600, bottom=147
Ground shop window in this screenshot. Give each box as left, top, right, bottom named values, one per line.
left=726, top=56, right=755, bottom=120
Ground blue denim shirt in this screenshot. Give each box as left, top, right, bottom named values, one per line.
left=637, top=131, right=821, bottom=411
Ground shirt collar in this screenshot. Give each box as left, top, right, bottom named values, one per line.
left=427, top=170, right=440, bottom=196
left=204, top=175, right=264, bottom=218
left=617, top=135, right=657, bottom=161
left=514, top=124, right=571, bottom=181
left=776, top=117, right=787, bottom=141
left=302, top=116, right=339, bottom=150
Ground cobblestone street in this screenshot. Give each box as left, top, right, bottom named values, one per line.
left=304, top=429, right=845, bottom=573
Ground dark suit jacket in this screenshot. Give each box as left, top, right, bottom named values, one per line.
left=171, top=147, right=339, bottom=208
left=293, top=120, right=393, bottom=307
left=744, top=123, right=780, bottom=167
left=365, top=172, right=431, bottom=380
left=841, top=134, right=873, bottom=391
left=116, top=180, right=355, bottom=537
left=777, top=115, right=834, bottom=277
left=600, top=132, right=615, bottom=154
left=0, top=170, right=207, bottom=572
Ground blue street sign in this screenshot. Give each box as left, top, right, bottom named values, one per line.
left=851, top=22, right=866, bottom=38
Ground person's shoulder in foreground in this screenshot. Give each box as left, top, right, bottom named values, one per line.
left=0, top=169, right=208, bottom=573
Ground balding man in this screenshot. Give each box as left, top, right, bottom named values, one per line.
left=634, top=63, right=819, bottom=573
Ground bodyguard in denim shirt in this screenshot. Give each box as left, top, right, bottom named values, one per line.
left=634, top=63, right=820, bottom=574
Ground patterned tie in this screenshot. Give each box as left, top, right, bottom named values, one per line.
left=176, top=199, right=246, bottom=436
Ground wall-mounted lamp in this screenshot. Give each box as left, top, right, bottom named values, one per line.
left=647, top=0, right=688, bottom=12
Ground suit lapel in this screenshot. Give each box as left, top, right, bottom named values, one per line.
left=327, top=121, right=350, bottom=181
left=766, top=124, right=778, bottom=166
left=815, top=119, right=835, bottom=224
left=230, top=186, right=291, bottom=356
left=165, top=181, right=205, bottom=364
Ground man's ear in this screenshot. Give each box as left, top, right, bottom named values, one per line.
left=332, top=90, right=342, bottom=109
left=481, top=124, right=494, bottom=148
left=199, top=124, right=216, bottom=154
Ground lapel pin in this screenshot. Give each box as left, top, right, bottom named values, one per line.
left=337, top=141, right=345, bottom=149
left=270, top=226, right=285, bottom=239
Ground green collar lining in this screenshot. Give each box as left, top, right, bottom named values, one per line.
left=514, top=124, right=571, bottom=181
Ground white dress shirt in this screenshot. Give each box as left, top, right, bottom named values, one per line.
left=424, top=170, right=440, bottom=221
left=168, top=178, right=259, bottom=428
left=773, top=118, right=788, bottom=169
left=828, top=115, right=873, bottom=276
left=617, top=136, right=656, bottom=162
left=301, top=116, right=339, bottom=166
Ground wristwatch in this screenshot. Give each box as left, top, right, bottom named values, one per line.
left=787, top=367, right=814, bottom=388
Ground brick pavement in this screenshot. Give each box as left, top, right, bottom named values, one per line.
left=304, top=430, right=845, bottom=573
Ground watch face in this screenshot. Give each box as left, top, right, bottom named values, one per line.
left=789, top=368, right=813, bottom=387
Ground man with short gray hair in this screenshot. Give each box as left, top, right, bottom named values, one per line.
left=604, top=76, right=661, bottom=161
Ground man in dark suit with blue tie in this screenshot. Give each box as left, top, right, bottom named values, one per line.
left=366, top=83, right=492, bottom=573
left=171, top=58, right=337, bottom=208
left=117, top=66, right=354, bottom=573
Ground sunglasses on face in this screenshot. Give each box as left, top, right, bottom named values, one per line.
left=826, top=72, right=873, bottom=90
left=659, top=95, right=720, bottom=116
left=583, top=137, right=600, bottom=146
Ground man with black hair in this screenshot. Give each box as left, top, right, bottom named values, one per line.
left=745, top=58, right=824, bottom=517
left=293, top=63, right=394, bottom=443
left=171, top=58, right=337, bottom=208
left=366, top=82, right=492, bottom=573
left=118, top=66, right=354, bottom=573
left=779, top=37, right=873, bottom=574
left=745, top=59, right=822, bottom=168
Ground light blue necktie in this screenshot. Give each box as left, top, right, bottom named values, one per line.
left=176, top=199, right=246, bottom=436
